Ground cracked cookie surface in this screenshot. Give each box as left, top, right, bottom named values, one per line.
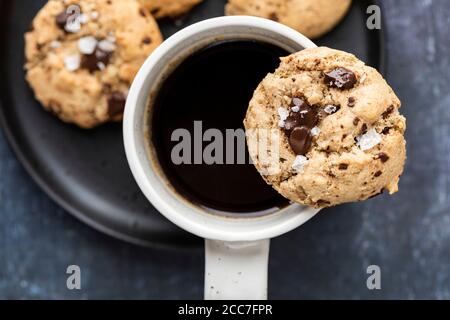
left=139, top=0, right=203, bottom=18
left=225, top=0, right=352, bottom=39
left=244, top=47, right=406, bottom=208
left=25, top=0, right=163, bottom=128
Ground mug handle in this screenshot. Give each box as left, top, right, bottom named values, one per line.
left=204, top=239, right=270, bottom=300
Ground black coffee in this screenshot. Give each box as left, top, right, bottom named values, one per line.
left=151, top=40, right=290, bottom=214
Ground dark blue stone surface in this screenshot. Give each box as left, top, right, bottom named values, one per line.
left=1, top=0, right=450, bottom=299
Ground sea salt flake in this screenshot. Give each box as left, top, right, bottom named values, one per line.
left=292, top=155, right=308, bottom=172
left=78, top=36, right=97, bottom=54
left=291, top=106, right=300, bottom=112
left=356, top=128, right=382, bottom=151
left=98, top=39, right=116, bottom=52
left=278, top=107, right=289, bottom=127
left=324, top=105, right=337, bottom=114
left=311, top=127, right=321, bottom=137
left=65, top=20, right=81, bottom=33
left=64, top=55, right=80, bottom=71
left=278, top=107, right=289, bottom=120
left=97, top=62, right=106, bottom=70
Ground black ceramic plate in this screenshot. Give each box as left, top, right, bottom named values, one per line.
left=0, top=0, right=384, bottom=249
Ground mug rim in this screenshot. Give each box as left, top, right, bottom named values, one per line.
left=124, top=16, right=320, bottom=241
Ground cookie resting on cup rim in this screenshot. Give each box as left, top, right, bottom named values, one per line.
left=244, top=47, right=407, bottom=208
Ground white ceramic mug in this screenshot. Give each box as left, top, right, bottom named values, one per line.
left=123, top=16, right=320, bottom=300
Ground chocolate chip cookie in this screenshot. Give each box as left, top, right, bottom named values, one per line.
left=244, top=47, right=407, bottom=208
left=25, top=0, right=163, bottom=128
left=139, top=0, right=203, bottom=19
left=225, top=0, right=352, bottom=39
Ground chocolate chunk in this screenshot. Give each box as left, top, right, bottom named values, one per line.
left=374, top=171, right=382, bottom=177
left=289, top=126, right=312, bottom=155
left=324, top=67, right=357, bottom=89
left=361, top=123, right=368, bottom=134
left=339, top=163, right=348, bottom=170
left=353, top=117, right=360, bottom=126
left=382, top=127, right=391, bottom=135
left=142, top=37, right=152, bottom=45
left=377, top=153, right=390, bottom=163
left=284, top=98, right=318, bottom=133
left=382, top=105, right=395, bottom=119
left=81, top=45, right=112, bottom=72
left=107, top=91, right=126, bottom=117
left=283, top=97, right=319, bottom=154
left=348, top=97, right=356, bottom=107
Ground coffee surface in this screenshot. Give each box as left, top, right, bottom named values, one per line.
left=151, top=41, right=290, bottom=214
